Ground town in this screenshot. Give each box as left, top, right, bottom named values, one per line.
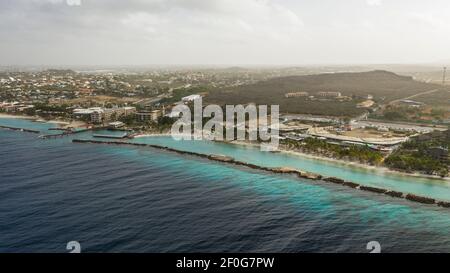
left=1, top=68, right=449, bottom=177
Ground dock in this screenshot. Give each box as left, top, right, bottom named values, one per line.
left=48, top=128, right=72, bottom=131
left=40, top=132, right=73, bottom=139
left=92, top=133, right=128, bottom=139
left=40, top=128, right=93, bottom=139
left=0, top=125, right=40, bottom=134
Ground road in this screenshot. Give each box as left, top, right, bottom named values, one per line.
left=362, top=88, right=441, bottom=120
left=388, top=89, right=440, bottom=105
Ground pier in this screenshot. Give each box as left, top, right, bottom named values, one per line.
left=40, top=132, right=73, bottom=139
left=71, top=138, right=450, bottom=209
left=40, top=128, right=95, bottom=139
left=92, top=133, right=129, bottom=139
left=0, top=125, right=40, bottom=134
left=48, top=128, right=70, bottom=131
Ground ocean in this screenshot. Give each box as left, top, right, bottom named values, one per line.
left=1, top=117, right=450, bottom=253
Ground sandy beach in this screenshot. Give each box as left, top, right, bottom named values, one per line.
left=3, top=114, right=448, bottom=182
left=52, top=120, right=87, bottom=129
left=224, top=140, right=450, bottom=182
left=0, top=113, right=38, bottom=120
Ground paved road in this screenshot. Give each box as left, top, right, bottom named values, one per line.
left=367, top=88, right=440, bottom=119
left=389, top=88, right=440, bottom=105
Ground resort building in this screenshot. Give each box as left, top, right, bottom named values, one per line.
left=317, top=91, right=342, bottom=98
left=136, top=110, right=164, bottom=122
left=0, top=101, right=30, bottom=112
left=136, top=112, right=152, bottom=122
left=73, top=106, right=137, bottom=124
left=90, top=110, right=103, bottom=124
left=108, top=121, right=125, bottom=129
left=285, top=92, right=309, bottom=98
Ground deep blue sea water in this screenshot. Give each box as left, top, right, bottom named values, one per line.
left=2, top=117, right=450, bottom=253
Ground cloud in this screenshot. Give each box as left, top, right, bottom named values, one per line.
left=0, top=0, right=306, bottom=65
left=66, top=0, right=82, bottom=6
left=2, top=0, right=450, bottom=65
left=1, top=0, right=303, bottom=40
left=30, top=0, right=81, bottom=5
left=366, top=0, right=382, bottom=6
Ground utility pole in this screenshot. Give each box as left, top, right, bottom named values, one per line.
left=443, top=67, right=447, bottom=85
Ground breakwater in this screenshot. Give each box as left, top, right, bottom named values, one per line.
left=72, top=139, right=450, bottom=208
left=40, top=131, right=74, bottom=139
left=0, top=125, right=40, bottom=134
left=92, top=134, right=128, bottom=139
left=40, top=128, right=95, bottom=139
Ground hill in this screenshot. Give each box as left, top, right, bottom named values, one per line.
left=205, top=70, right=441, bottom=117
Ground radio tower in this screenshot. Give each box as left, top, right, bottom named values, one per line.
left=443, top=67, right=447, bottom=85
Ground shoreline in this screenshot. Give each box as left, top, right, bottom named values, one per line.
left=134, top=133, right=172, bottom=138
left=71, top=138, right=450, bottom=208
left=2, top=119, right=449, bottom=207
left=0, top=113, right=38, bottom=120
left=2, top=118, right=448, bottom=182
left=228, top=140, right=450, bottom=182
left=132, top=134, right=449, bottom=182
left=0, top=113, right=87, bottom=129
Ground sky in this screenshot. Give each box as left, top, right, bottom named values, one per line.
left=1, top=0, right=450, bottom=66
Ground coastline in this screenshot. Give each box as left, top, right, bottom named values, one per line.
left=228, top=140, right=450, bottom=182
left=0, top=113, right=87, bottom=129
left=2, top=117, right=450, bottom=206
left=0, top=113, right=38, bottom=120
left=71, top=138, right=450, bottom=207
left=131, top=134, right=450, bottom=182
left=2, top=118, right=448, bottom=182
left=134, top=133, right=171, bottom=138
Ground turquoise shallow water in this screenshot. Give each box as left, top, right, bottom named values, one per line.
left=130, top=136, right=450, bottom=201
left=2, top=117, right=450, bottom=253
left=0, top=118, right=58, bottom=131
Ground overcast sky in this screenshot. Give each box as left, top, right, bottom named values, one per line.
left=1, top=0, right=450, bottom=66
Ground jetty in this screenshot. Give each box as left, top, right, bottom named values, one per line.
left=92, top=133, right=128, bottom=139
left=71, top=138, right=450, bottom=209
left=40, top=129, right=76, bottom=139
left=0, top=125, right=40, bottom=134
left=48, top=128, right=70, bottom=131
left=40, top=128, right=96, bottom=139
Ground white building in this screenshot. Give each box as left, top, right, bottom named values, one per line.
left=182, top=94, right=201, bottom=103
left=317, top=92, right=342, bottom=98
left=136, top=110, right=163, bottom=122
left=90, top=110, right=104, bottom=124
left=108, top=121, right=125, bottom=128
left=73, top=106, right=136, bottom=124
left=285, top=92, right=309, bottom=98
